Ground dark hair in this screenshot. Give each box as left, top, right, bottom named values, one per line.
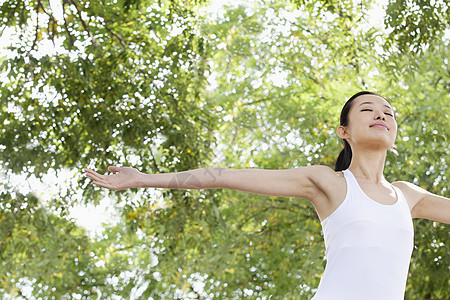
left=334, top=91, right=389, bottom=171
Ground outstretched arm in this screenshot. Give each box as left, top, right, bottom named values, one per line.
left=84, top=165, right=334, bottom=201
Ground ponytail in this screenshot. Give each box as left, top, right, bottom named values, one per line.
left=335, top=139, right=352, bottom=171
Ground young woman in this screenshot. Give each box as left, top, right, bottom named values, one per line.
left=84, top=91, right=450, bottom=299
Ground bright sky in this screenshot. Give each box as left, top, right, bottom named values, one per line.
left=1, top=0, right=388, bottom=236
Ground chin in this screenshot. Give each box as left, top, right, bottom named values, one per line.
left=363, top=137, right=395, bottom=150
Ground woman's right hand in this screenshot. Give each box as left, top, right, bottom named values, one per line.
left=84, top=166, right=143, bottom=190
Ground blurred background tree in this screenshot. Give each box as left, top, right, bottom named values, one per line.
left=0, top=0, right=448, bottom=298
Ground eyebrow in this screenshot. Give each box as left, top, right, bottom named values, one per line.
left=359, top=101, right=393, bottom=111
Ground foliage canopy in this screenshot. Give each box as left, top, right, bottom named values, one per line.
left=0, top=0, right=449, bottom=298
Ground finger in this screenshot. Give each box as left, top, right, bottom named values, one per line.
left=84, top=168, right=103, bottom=177
left=93, top=181, right=109, bottom=189
left=108, top=166, right=121, bottom=173
left=92, top=175, right=112, bottom=185
left=93, top=181, right=117, bottom=190
left=85, top=171, right=105, bottom=182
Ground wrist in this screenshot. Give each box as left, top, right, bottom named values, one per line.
left=136, top=171, right=145, bottom=188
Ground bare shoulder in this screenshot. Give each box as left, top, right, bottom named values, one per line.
left=392, top=181, right=425, bottom=200
left=306, top=165, right=345, bottom=186
left=294, top=165, right=344, bottom=188
left=294, top=165, right=346, bottom=205
left=392, top=180, right=426, bottom=211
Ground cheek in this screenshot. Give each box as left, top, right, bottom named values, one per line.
left=389, top=117, right=398, bottom=129
left=392, top=121, right=398, bottom=132
left=391, top=124, right=398, bottom=139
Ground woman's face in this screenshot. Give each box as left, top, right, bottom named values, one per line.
left=340, top=94, right=398, bottom=150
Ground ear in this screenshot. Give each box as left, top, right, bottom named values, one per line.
left=337, top=125, right=349, bottom=140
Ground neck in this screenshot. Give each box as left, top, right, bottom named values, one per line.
left=348, top=147, right=387, bottom=184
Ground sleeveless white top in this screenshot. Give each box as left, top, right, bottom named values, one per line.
left=312, top=169, right=414, bottom=300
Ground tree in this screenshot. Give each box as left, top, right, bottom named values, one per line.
left=0, top=0, right=448, bottom=298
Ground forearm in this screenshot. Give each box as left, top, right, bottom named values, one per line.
left=139, top=167, right=228, bottom=189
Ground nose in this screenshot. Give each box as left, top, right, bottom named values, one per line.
left=375, top=110, right=386, bottom=121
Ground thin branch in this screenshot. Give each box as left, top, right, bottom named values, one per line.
left=0, top=23, right=8, bottom=38
left=29, top=0, right=40, bottom=54
left=103, top=21, right=126, bottom=48
left=20, top=0, right=26, bottom=26
left=47, top=15, right=55, bottom=44
left=62, top=1, right=74, bottom=49
left=307, top=74, right=325, bottom=90
left=113, top=243, right=143, bottom=252
left=434, top=76, right=442, bottom=87
left=0, top=2, right=16, bottom=36
left=148, top=144, right=162, bottom=174
left=69, top=0, right=100, bottom=46
left=241, top=97, right=272, bottom=106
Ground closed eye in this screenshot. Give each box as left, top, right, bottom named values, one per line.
left=361, top=109, right=394, bottom=117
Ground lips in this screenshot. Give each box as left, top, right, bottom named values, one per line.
left=370, top=122, right=389, bottom=130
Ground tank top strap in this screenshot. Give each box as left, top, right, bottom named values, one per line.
left=342, top=169, right=354, bottom=181
left=339, top=169, right=363, bottom=206
left=391, top=185, right=404, bottom=203
left=392, top=185, right=412, bottom=215
left=342, top=169, right=360, bottom=192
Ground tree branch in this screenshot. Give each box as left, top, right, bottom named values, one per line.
left=103, top=21, right=126, bottom=48
left=0, top=2, right=16, bottom=36
left=29, top=0, right=40, bottom=53
left=62, top=1, right=74, bottom=49
left=34, top=0, right=58, bottom=44
left=69, top=0, right=100, bottom=46
left=148, top=144, right=162, bottom=174
left=20, top=0, right=26, bottom=26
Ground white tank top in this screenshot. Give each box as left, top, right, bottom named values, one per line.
left=312, top=169, right=414, bottom=300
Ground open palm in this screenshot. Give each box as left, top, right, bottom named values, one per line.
left=84, top=166, right=142, bottom=190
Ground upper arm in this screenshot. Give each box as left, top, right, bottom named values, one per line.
left=220, top=165, right=335, bottom=202
left=394, top=181, right=450, bottom=224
